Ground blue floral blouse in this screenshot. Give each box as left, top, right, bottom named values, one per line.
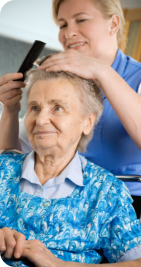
left=0, top=152, right=141, bottom=267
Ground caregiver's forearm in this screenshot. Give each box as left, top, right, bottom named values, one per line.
left=63, top=258, right=141, bottom=267
left=0, top=108, right=21, bottom=151
left=97, top=66, right=141, bottom=149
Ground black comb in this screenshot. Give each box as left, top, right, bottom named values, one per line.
left=15, top=40, right=46, bottom=82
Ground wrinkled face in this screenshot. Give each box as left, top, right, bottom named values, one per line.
left=25, top=78, right=90, bottom=155
left=57, top=0, right=112, bottom=59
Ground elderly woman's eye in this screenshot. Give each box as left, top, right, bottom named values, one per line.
left=54, top=106, right=62, bottom=111
left=32, top=106, right=38, bottom=112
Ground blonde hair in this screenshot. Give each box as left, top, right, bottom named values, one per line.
left=52, top=0, right=126, bottom=49
left=25, top=55, right=103, bottom=153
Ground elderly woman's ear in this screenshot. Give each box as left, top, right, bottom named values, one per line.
left=82, top=113, right=96, bottom=136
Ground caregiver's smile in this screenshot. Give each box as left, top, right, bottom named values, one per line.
left=58, top=0, right=112, bottom=58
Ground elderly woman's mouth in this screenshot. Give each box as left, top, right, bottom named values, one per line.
left=34, top=131, right=57, bottom=136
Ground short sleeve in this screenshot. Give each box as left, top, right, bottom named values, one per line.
left=137, top=83, right=141, bottom=96
left=19, top=116, right=32, bottom=153
left=99, top=177, right=141, bottom=263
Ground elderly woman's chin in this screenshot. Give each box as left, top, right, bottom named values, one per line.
left=34, top=131, right=58, bottom=145
left=32, top=136, right=57, bottom=151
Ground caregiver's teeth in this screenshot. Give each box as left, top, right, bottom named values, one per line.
left=69, top=43, right=85, bottom=48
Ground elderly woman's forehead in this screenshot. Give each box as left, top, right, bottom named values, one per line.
left=30, top=77, right=81, bottom=91
left=28, top=77, right=83, bottom=101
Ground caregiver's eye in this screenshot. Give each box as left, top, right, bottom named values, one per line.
left=77, top=19, right=87, bottom=23
left=59, top=24, right=67, bottom=29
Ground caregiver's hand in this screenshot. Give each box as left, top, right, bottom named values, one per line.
left=0, top=227, right=26, bottom=259
left=0, top=73, right=25, bottom=114
left=22, top=240, right=64, bottom=267
left=38, top=50, right=103, bottom=81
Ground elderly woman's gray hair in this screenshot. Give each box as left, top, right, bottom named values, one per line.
left=25, top=55, right=103, bottom=153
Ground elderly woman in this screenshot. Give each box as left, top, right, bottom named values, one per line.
left=0, top=60, right=141, bottom=267
left=0, top=0, right=141, bottom=201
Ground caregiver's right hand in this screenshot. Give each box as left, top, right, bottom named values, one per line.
left=38, top=50, right=103, bottom=82
left=0, top=227, right=25, bottom=259
left=0, top=73, right=25, bottom=114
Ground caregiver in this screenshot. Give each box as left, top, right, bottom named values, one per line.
left=0, top=0, right=141, bottom=195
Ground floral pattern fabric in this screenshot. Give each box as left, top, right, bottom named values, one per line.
left=0, top=152, right=141, bottom=267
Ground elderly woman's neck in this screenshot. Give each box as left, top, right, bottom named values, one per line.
left=34, top=149, right=76, bottom=186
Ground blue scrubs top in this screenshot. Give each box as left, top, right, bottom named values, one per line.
left=81, top=49, right=141, bottom=196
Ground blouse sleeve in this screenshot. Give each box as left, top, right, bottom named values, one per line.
left=99, top=176, right=141, bottom=263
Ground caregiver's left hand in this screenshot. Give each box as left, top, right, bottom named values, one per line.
left=38, top=50, right=103, bottom=82
left=22, top=240, right=64, bottom=267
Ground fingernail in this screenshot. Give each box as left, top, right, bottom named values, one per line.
left=15, top=252, right=20, bottom=258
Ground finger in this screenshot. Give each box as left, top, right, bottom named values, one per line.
left=38, top=52, right=69, bottom=69
left=0, top=73, right=23, bottom=86
left=0, top=232, right=6, bottom=253
left=6, top=88, right=22, bottom=100
left=0, top=89, right=22, bottom=105
left=0, top=81, right=25, bottom=96
left=4, top=94, right=22, bottom=107
left=45, top=63, right=88, bottom=79
left=41, top=51, right=68, bottom=63
left=38, top=58, right=72, bottom=72
left=13, top=232, right=25, bottom=259
left=45, top=63, right=75, bottom=74
left=4, top=236, right=16, bottom=259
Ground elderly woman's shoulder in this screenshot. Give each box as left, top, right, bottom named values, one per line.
left=0, top=149, right=27, bottom=164
left=84, top=159, right=117, bottom=181
left=84, top=159, right=131, bottom=199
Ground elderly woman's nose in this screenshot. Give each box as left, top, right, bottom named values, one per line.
left=36, top=109, right=51, bottom=126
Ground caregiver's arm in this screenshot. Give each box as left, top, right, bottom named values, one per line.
left=98, top=66, right=141, bottom=150
left=0, top=73, right=25, bottom=150
left=38, top=50, right=141, bottom=150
